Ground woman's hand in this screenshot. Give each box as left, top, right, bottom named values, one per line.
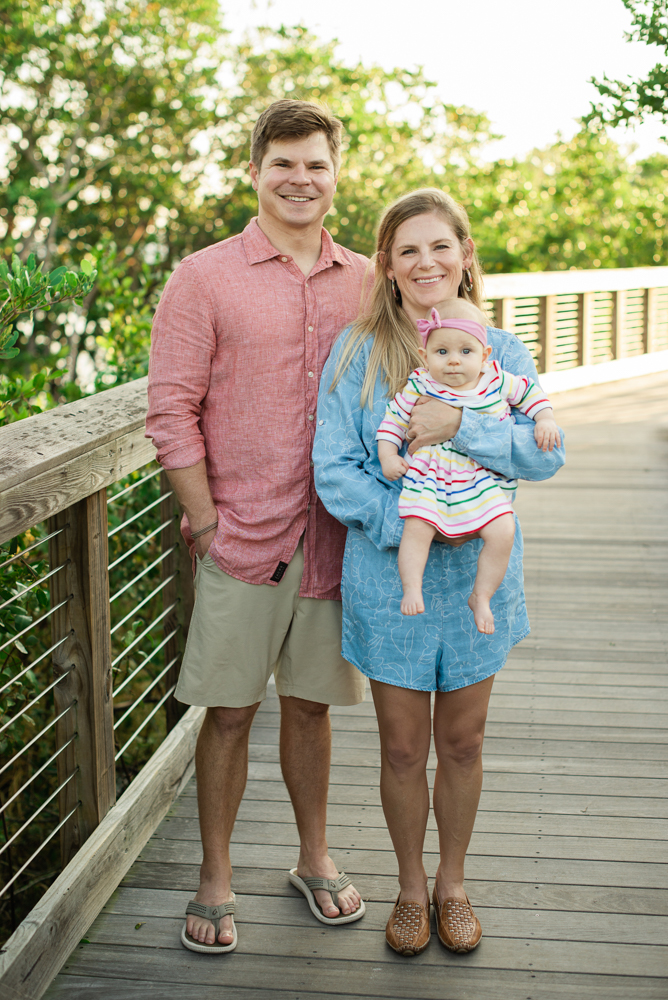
left=406, top=397, right=463, bottom=454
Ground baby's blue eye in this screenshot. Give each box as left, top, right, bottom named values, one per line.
left=437, top=349, right=447, bottom=355
left=462, top=349, right=471, bottom=355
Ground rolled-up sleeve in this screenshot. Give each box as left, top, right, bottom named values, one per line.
left=146, top=258, right=216, bottom=469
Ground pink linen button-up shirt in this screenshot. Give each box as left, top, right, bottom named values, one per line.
left=146, top=218, right=369, bottom=599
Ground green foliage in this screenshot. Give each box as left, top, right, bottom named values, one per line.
left=2, top=8, right=667, bottom=397
left=0, top=253, right=96, bottom=357
left=587, top=0, right=668, bottom=134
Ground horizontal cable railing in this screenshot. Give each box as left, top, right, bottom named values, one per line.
left=0, top=529, right=77, bottom=938
left=0, top=389, right=193, bottom=946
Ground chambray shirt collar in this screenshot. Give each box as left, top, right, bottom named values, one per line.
left=242, top=217, right=351, bottom=268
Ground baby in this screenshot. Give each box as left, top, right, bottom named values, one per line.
left=376, top=298, right=561, bottom=633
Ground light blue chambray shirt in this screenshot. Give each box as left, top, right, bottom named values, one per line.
left=313, top=326, right=566, bottom=692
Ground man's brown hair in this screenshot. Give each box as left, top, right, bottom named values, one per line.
left=250, top=100, right=343, bottom=174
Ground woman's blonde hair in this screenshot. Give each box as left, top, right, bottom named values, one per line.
left=332, top=188, right=485, bottom=406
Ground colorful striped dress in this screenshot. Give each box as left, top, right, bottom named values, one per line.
left=376, top=361, right=551, bottom=537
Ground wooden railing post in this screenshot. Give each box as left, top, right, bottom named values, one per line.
left=578, top=292, right=595, bottom=367
left=538, top=295, right=557, bottom=374
left=612, top=289, right=626, bottom=359
left=49, top=489, right=116, bottom=865
left=646, top=287, right=660, bottom=353
left=160, top=472, right=194, bottom=732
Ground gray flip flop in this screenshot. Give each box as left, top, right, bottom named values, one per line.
left=288, top=868, right=366, bottom=925
left=181, top=895, right=237, bottom=953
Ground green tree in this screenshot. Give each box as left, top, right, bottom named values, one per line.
left=587, top=0, right=668, bottom=135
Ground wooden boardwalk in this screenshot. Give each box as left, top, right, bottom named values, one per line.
left=45, top=373, right=668, bottom=1000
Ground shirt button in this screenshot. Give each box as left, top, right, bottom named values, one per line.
left=310, top=460, right=314, bottom=467
left=308, top=325, right=314, bottom=332
left=308, top=371, right=314, bottom=377
left=308, top=414, right=314, bottom=421
left=318, top=420, right=324, bottom=425
left=281, top=256, right=288, bottom=262
left=307, top=504, right=311, bottom=511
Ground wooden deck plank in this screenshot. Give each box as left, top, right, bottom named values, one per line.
left=155, top=817, right=667, bottom=863
left=42, top=374, right=668, bottom=996
left=120, top=862, right=668, bottom=914
left=104, top=888, right=668, bottom=945
left=52, top=943, right=668, bottom=991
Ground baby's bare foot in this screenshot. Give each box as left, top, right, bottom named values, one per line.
left=468, top=592, right=494, bottom=634
left=401, top=589, right=425, bottom=615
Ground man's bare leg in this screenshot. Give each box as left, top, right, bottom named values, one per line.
left=398, top=517, right=438, bottom=615
left=279, top=695, right=362, bottom=917
left=186, top=703, right=259, bottom=945
left=468, top=513, right=515, bottom=634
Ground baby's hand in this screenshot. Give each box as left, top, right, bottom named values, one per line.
left=534, top=418, right=561, bottom=452
left=381, top=455, right=410, bottom=481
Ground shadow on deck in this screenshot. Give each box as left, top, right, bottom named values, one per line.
left=45, top=373, right=668, bottom=1000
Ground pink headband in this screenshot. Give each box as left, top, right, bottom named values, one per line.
left=416, top=308, right=487, bottom=349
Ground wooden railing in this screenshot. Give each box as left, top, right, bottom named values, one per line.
left=0, top=378, right=203, bottom=999
left=1, top=263, right=667, bottom=998
left=484, top=265, right=668, bottom=372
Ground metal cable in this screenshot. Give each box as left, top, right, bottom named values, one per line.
left=0, top=803, right=79, bottom=900
left=0, top=528, right=66, bottom=572
left=0, top=702, right=75, bottom=778
left=0, top=596, right=72, bottom=655
left=113, top=654, right=178, bottom=730
left=0, top=668, right=73, bottom=736
left=115, top=682, right=176, bottom=761
left=112, top=629, right=179, bottom=700
left=107, top=493, right=172, bottom=539
left=108, top=546, right=177, bottom=604
left=0, top=560, right=69, bottom=614
left=107, top=518, right=172, bottom=571
left=111, top=602, right=177, bottom=668
left=0, top=771, right=78, bottom=859
left=0, top=633, right=72, bottom=698
left=107, top=466, right=162, bottom=505
left=0, top=736, right=77, bottom=817
left=109, top=574, right=175, bottom=636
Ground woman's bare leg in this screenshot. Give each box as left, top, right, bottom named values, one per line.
left=432, top=675, right=495, bottom=900
left=468, top=513, right=515, bottom=634
left=398, top=517, right=438, bottom=615
left=370, top=680, right=432, bottom=906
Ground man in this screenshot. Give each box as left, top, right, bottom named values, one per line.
left=146, top=100, right=368, bottom=952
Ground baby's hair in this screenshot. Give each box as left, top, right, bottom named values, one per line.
left=428, top=298, right=488, bottom=330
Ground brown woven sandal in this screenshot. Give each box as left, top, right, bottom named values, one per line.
left=385, top=895, right=430, bottom=956
left=432, top=885, right=482, bottom=953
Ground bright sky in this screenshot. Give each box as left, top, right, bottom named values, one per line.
left=223, top=0, right=667, bottom=162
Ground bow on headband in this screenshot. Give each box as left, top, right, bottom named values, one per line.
left=416, top=308, right=487, bottom=349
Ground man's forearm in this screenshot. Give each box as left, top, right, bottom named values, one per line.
left=165, top=459, right=217, bottom=531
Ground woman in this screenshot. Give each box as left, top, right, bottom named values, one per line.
left=312, top=189, right=564, bottom=956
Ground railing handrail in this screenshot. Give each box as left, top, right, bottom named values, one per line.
left=0, top=377, right=153, bottom=544
left=483, top=264, right=668, bottom=298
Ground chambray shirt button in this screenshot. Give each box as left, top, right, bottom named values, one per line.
left=318, top=419, right=324, bottom=425
left=308, top=325, right=314, bottom=332
left=308, top=371, right=314, bottom=377
left=281, top=256, right=288, bottom=262
left=308, top=414, right=314, bottom=421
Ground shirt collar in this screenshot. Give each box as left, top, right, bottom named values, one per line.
left=242, top=217, right=351, bottom=268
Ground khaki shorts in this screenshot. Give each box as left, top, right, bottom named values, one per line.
left=175, top=539, right=366, bottom=709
